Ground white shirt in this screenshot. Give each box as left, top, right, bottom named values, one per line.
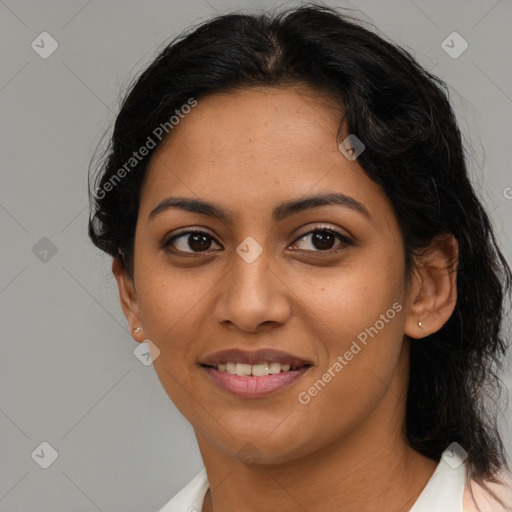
left=157, top=448, right=510, bottom=512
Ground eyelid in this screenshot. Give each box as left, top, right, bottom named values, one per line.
left=292, top=223, right=350, bottom=241
left=162, top=227, right=221, bottom=250
left=163, top=226, right=215, bottom=242
left=290, top=224, right=353, bottom=251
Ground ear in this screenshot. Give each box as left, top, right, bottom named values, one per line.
left=112, top=257, right=144, bottom=343
left=404, top=234, right=459, bottom=339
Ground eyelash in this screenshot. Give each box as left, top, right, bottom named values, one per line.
left=161, top=225, right=353, bottom=256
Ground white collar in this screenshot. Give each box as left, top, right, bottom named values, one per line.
left=158, top=467, right=208, bottom=512
left=158, top=449, right=466, bottom=512
left=410, top=450, right=466, bottom=512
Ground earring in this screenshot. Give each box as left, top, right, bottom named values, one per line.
left=418, top=321, right=424, bottom=329
left=133, top=326, right=142, bottom=333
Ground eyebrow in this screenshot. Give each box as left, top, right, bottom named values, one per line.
left=148, top=192, right=370, bottom=223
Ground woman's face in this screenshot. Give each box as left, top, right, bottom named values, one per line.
left=123, top=85, right=418, bottom=464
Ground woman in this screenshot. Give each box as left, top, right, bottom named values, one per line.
left=88, top=4, right=512, bottom=511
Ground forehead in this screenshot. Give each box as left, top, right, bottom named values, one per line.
left=152, top=85, right=343, bottom=163
left=139, top=85, right=391, bottom=224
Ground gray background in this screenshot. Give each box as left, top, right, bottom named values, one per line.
left=1, top=0, right=511, bottom=511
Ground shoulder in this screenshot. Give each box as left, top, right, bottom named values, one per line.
left=462, top=470, right=512, bottom=512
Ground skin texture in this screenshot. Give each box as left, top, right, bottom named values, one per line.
left=113, top=85, right=459, bottom=512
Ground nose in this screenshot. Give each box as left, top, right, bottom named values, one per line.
left=213, top=249, right=292, bottom=333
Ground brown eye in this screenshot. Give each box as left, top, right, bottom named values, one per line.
left=291, top=228, right=352, bottom=253
left=311, top=230, right=337, bottom=250
left=163, top=230, right=221, bottom=253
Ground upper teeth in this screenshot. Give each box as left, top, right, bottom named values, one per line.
left=216, top=362, right=292, bottom=376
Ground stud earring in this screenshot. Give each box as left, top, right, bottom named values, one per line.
left=418, top=321, right=424, bottom=329
left=133, top=326, right=142, bottom=333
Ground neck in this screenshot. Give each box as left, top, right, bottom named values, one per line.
left=198, top=433, right=437, bottom=512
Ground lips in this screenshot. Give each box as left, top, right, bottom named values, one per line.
left=202, top=365, right=310, bottom=398
left=200, top=348, right=312, bottom=368
left=199, top=348, right=313, bottom=398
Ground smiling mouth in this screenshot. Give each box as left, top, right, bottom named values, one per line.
left=200, top=361, right=310, bottom=376
left=198, top=348, right=313, bottom=397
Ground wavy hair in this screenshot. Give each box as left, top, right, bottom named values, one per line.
left=88, top=4, right=511, bottom=508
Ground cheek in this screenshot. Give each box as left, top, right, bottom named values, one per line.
left=134, top=265, right=209, bottom=409
left=294, top=245, right=406, bottom=344
left=135, top=256, right=218, bottom=336
left=292, top=305, right=406, bottom=454
left=293, top=248, right=407, bottom=401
